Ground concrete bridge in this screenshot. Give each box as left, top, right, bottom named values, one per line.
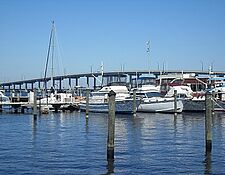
left=1, top=70, right=225, bottom=90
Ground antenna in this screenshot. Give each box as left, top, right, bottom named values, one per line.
left=146, top=40, right=150, bottom=74
left=101, top=61, right=104, bottom=87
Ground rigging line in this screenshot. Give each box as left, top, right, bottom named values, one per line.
left=212, top=98, right=225, bottom=111
left=43, top=21, right=54, bottom=90
left=92, top=74, right=102, bottom=84
left=51, top=21, right=55, bottom=88
left=54, top=25, right=65, bottom=76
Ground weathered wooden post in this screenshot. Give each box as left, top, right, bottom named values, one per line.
left=174, top=89, right=177, bottom=115
left=86, top=88, right=90, bottom=118
left=38, top=89, right=42, bottom=116
left=107, top=90, right=116, bottom=160
left=33, top=89, right=37, bottom=120
left=205, top=91, right=212, bottom=153
left=204, top=148, right=212, bottom=174
left=21, top=106, right=25, bottom=114
left=0, top=95, right=2, bottom=113
left=212, top=91, right=215, bottom=114
left=133, top=88, right=137, bottom=116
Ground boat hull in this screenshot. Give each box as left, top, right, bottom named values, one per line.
left=183, top=99, right=225, bottom=112
left=79, top=99, right=139, bottom=114
left=138, top=99, right=183, bottom=113
left=182, top=99, right=205, bottom=112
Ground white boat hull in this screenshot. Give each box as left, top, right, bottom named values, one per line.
left=138, top=99, right=183, bottom=113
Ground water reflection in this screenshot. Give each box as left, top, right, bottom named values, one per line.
left=106, top=159, right=114, bottom=175
left=32, top=116, right=37, bottom=142
left=85, top=117, right=89, bottom=134
left=173, top=113, right=178, bottom=135
left=204, top=152, right=212, bottom=175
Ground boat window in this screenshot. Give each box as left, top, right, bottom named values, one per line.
left=146, top=92, right=162, bottom=98
left=136, top=93, right=146, bottom=97
left=90, top=92, right=106, bottom=97
left=56, top=95, right=61, bottom=100
left=178, top=94, right=187, bottom=98
left=0, top=97, right=9, bottom=102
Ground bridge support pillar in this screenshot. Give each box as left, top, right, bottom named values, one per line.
left=38, top=81, right=41, bottom=89
left=69, top=78, right=71, bottom=88
left=129, top=75, right=132, bottom=87
left=94, top=77, right=96, bottom=90
left=76, top=78, right=78, bottom=87
left=59, top=79, right=62, bottom=90
left=86, top=76, right=89, bottom=87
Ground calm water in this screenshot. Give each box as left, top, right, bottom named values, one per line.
left=0, top=111, right=225, bottom=175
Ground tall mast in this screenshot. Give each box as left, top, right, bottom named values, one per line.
left=43, top=21, right=55, bottom=93
left=51, top=21, right=55, bottom=89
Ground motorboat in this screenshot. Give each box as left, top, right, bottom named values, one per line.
left=133, top=85, right=183, bottom=113
left=0, top=90, right=11, bottom=111
left=0, top=90, right=10, bottom=103
left=165, top=85, right=225, bottom=112
left=165, top=85, right=206, bottom=112
left=79, top=85, right=140, bottom=114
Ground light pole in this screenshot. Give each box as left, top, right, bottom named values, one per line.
left=200, top=61, right=204, bottom=71
left=211, top=61, right=215, bottom=72
left=146, top=40, right=150, bottom=74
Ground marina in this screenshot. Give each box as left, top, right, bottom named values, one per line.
left=1, top=71, right=225, bottom=114
left=0, top=72, right=224, bottom=174
left=1, top=1, right=225, bottom=174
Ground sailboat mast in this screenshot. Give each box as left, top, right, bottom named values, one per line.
left=44, top=21, right=54, bottom=93
left=51, top=21, right=55, bottom=89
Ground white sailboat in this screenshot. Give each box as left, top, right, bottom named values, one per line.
left=38, top=21, right=75, bottom=113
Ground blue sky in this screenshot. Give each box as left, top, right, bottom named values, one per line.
left=1, top=0, right=225, bottom=82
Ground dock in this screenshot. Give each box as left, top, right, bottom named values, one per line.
left=0, top=101, right=79, bottom=114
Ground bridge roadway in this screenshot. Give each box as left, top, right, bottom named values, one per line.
left=1, top=70, right=225, bottom=90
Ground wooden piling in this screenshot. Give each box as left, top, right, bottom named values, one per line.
left=86, top=88, right=90, bottom=118
left=174, top=89, right=177, bottom=115
left=107, top=90, right=116, bottom=160
left=133, top=88, right=137, bottom=115
left=33, top=89, right=37, bottom=120
left=205, top=91, right=212, bottom=153
left=21, top=106, right=25, bottom=114
left=38, top=89, right=41, bottom=116
left=212, top=91, right=215, bottom=114
left=0, top=95, right=2, bottom=112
